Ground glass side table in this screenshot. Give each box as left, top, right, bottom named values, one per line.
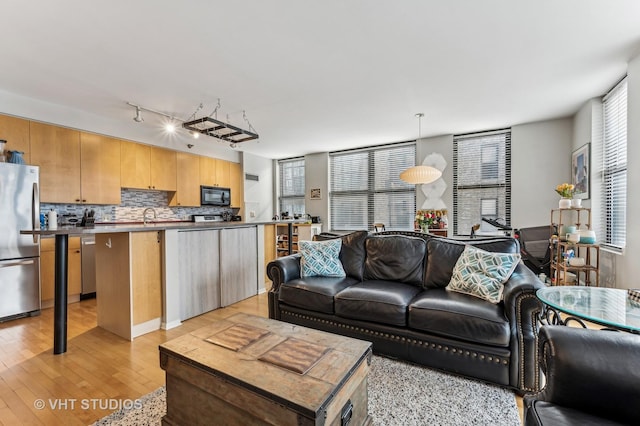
left=536, top=286, right=640, bottom=334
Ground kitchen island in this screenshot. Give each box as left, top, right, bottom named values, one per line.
left=23, top=220, right=303, bottom=354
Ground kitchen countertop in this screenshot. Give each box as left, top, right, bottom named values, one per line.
left=22, top=220, right=312, bottom=236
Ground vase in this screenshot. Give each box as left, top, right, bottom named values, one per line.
left=420, top=223, right=429, bottom=233
left=558, top=198, right=571, bottom=209
left=571, top=198, right=582, bottom=208
left=8, top=150, right=25, bottom=165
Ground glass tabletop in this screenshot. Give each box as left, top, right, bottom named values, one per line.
left=536, top=286, right=640, bottom=333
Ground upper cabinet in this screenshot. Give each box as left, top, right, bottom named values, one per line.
left=0, top=115, right=30, bottom=163
left=173, top=152, right=201, bottom=206
left=229, top=161, right=243, bottom=209
left=200, top=156, right=217, bottom=187
left=80, top=132, right=121, bottom=204
left=121, top=141, right=177, bottom=191
left=215, top=159, right=230, bottom=188
left=30, top=122, right=82, bottom=203
left=31, top=124, right=122, bottom=204
left=150, top=146, right=177, bottom=191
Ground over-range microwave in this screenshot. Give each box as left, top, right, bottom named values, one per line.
left=200, top=186, right=231, bottom=206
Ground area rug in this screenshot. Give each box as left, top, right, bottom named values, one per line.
left=92, top=356, right=520, bottom=426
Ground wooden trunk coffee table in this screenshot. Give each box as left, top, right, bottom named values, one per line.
left=159, top=313, right=372, bottom=425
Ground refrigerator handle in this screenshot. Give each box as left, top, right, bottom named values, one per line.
left=32, top=182, right=39, bottom=244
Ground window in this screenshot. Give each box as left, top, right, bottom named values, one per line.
left=453, top=130, right=511, bottom=236
left=278, top=158, right=305, bottom=216
left=330, top=144, right=416, bottom=231
left=601, top=77, right=627, bottom=250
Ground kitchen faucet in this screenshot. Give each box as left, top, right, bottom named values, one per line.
left=143, top=207, right=157, bottom=224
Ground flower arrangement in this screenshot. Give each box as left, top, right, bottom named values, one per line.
left=555, top=183, right=575, bottom=199
left=416, top=211, right=435, bottom=229
left=415, top=210, right=447, bottom=231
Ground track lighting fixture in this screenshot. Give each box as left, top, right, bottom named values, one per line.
left=125, top=100, right=259, bottom=147
left=133, top=106, right=144, bottom=123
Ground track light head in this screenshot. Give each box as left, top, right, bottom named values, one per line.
left=133, top=106, right=144, bottom=123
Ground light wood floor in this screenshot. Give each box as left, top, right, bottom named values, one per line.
left=0, top=294, right=268, bottom=425
left=0, top=294, right=524, bottom=425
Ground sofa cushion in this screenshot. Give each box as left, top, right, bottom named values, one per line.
left=279, top=276, right=358, bottom=314
left=408, top=288, right=510, bottom=347
left=363, top=235, right=426, bottom=286
left=299, top=239, right=346, bottom=277
left=447, top=245, right=521, bottom=304
left=525, top=401, right=623, bottom=426
left=339, top=230, right=369, bottom=281
left=335, top=280, right=422, bottom=326
left=424, top=237, right=520, bottom=289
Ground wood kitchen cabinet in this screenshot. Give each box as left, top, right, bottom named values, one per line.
left=229, top=161, right=243, bottom=210
left=30, top=123, right=120, bottom=204
left=40, top=237, right=81, bottom=307
left=172, top=152, right=201, bottom=206
left=80, top=132, right=121, bottom=204
left=200, top=156, right=217, bottom=187
left=30, top=122, right=81, bottom=203
left=0, top=114, right=30, bottom=163
left=215, top=159, right=230, bottom=187
left=95, top=231, right=162, bottom=340
left=121, top=141, right=177, bottom=191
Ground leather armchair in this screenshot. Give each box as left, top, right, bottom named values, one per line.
left=524, top=326, right=640, bottom=425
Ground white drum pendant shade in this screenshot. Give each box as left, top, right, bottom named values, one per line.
left=399, top=165, right=442, bottom=184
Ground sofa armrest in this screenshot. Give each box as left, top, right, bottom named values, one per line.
left=525, top=325, right=640, bottom=423
left=267, top=253, right=302, bottom=293
left=502, top=262, right=546, bottom=393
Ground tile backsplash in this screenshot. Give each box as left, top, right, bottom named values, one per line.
left=42, top=189, right=230, bottom=224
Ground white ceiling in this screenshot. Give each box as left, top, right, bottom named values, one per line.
left=2, top=1, right=639, bottom=159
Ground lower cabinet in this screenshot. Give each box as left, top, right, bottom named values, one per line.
left=178, top=226, right=258, bottom=321
left=95, top=231, right=162, bottom=340
left=40, top=237, right=81, bottom=307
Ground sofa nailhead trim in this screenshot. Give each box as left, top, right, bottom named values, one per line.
left=282, top=310, right=509, bottom=366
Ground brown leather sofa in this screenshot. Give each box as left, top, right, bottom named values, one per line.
left=267, top=230, right=545, bottom=394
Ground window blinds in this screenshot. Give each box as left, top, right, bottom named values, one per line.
left=601, top=77, right=627, bottom=250
left=278, top=157, right=305, bottom=216
left=330, top=143, right=416, bottom=231
left=453, top=130, right=511, bottom=236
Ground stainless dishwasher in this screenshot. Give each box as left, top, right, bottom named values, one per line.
left=80, top=235, right=96, bottom=299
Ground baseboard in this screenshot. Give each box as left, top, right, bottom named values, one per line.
left=132, top=317, right=162, bottom=338
left=162, top=319, right=182, bottom=330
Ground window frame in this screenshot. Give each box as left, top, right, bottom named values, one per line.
left=600, top=77, right=627, bottom=252
left=329, top=143, right=416, bottom=232
left=277, top=157, right=306, bottom=217
left=453, top=129, right=511, bottom=237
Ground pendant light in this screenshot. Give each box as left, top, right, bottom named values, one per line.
left=399, top=113, right=442, bottom=184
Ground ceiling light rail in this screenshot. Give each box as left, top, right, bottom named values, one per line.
left=126, top=101, right=259, bottom=147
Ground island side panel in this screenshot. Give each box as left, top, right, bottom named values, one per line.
left=178, top=229, right=221, bottom=321
left=95, top=233, right=132, bottom=340
left=220, top=227, right=259, bottom=306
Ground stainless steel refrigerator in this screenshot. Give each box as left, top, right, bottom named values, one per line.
left=0, top=162, right=41, bottom=321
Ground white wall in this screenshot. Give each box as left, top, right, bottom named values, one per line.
left=511, top=118, right=573, bottom=228
left=416, top=134, right=453, bottom=220
left=242, top=152, right=274, bottom=222
left=304, top=152, right=329, bottom=230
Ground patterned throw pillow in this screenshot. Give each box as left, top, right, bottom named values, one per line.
left=300, top=239, right=346, bottom=278
left=446, top=244, right=521, bottom=304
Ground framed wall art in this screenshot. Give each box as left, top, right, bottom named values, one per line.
left=310, top=188, right=321, bottom=200
left=572, top=143, right=590, bottom=199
